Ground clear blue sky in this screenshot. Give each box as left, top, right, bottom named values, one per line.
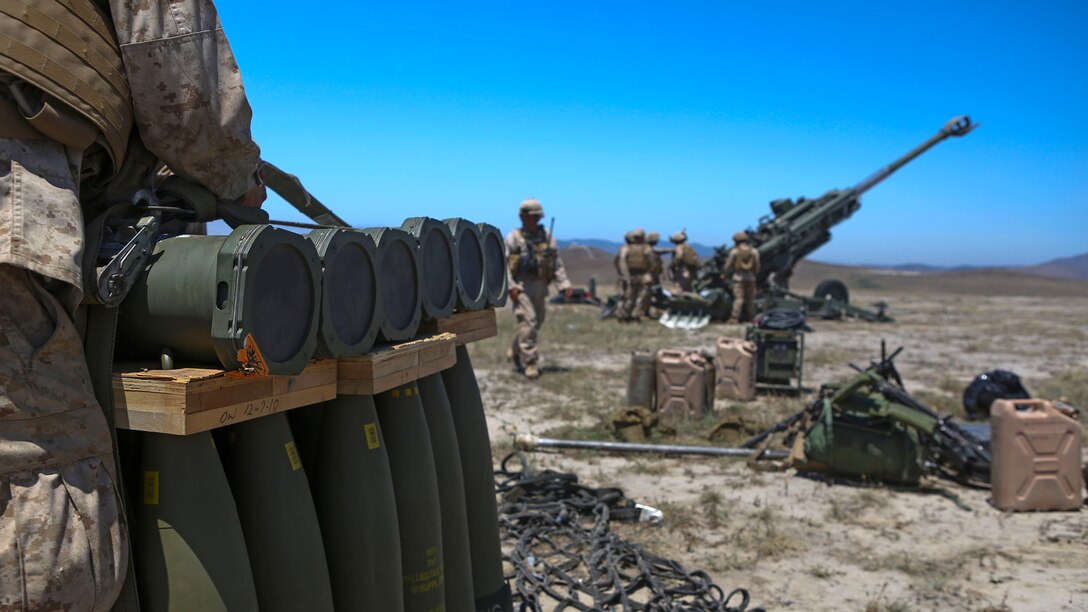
left=215, top=1, right=1087, bottom=266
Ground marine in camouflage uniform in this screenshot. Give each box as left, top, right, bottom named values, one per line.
left=646, top=231, right=666, bottom=286
left=723, top=231, right=761, bottom=323
left=617, top=228, right=654, bottom=321
left=669, top=230, right=699, bottom=292
left=0, top=1, right=263, bottom=608
left=505, top=198, right=571, bottom=380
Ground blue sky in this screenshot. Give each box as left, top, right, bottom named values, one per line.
left=215, top=1, right=1087, bottom=266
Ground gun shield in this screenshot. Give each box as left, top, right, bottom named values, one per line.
left=117, top=224, right=321, bottom=375
left=401, top=217, right=457, bottom=320
left=307, top=228, right=383, bottom=357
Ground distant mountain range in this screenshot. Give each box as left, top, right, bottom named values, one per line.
left=557, top=239, right=1088, bottom=282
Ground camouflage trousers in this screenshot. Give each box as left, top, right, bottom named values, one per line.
left=731, top=277, right=757, bottom=322
left=0, top=266, right=127, bottom=610
left=510, top=284, right=549, bottom=366
left=674, top=265, right=696, bottom=292
left=621, top=274, right=652, bottom=320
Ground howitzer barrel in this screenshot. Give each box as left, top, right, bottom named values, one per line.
left=854, top=115, right=977, bottom=194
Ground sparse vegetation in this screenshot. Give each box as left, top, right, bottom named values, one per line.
left=472, top=292, right=1088, bottom=610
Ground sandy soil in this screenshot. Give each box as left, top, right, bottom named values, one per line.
left=468, top=292, right=1088, bottom=611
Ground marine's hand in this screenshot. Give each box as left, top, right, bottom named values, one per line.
left=237, top=183, right=267, bottom=208
left=510, top=287, right=522, bottom=302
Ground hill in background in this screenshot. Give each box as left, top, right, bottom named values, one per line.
left=558, top=245, right=1088, bottom=298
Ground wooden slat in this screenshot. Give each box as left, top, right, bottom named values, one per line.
left=418, top=308, right=497, bottom=345
left=113, top=360, right=338, bottom=435
left=338, top=333, right=457, bottom=395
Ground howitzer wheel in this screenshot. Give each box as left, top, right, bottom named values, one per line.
left=813, top=279, right=849, bottom=304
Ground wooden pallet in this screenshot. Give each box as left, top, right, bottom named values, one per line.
left=113, top=359, right=338, bottom=435
left=337, top=332, right=457, bottom=395
left=418, top=308, right=498, bottom=345
left=111, top=310, right=490, bottom=434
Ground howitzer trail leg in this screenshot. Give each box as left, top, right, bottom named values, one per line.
left=442, top=346, right=513, bottom=612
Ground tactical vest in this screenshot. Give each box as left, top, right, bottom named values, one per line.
left=733, top=244, right=757, bottom=273
left=624, top=244, right=651, bottom=274
left=509, top=228, right=557, bottom=282
left=0, top=0, right=133, bottom=167
left=678, top=243, right=698, bottom=267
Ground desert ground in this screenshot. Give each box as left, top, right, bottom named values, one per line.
left=468, top=264, right=1088, bottom=611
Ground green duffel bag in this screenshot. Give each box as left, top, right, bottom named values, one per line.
left=800, top=398, right=923, bottom=485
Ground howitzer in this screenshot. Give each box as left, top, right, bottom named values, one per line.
left=657, top=116, right=977, bottom=328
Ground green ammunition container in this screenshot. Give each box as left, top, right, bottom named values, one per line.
left=402, top=217, right=457, bottom=320
left=306, top=228, right=383, bottom=357
left=477, top=223, right=508, bottom=307
left=362, top=227, right=423, bottom=341
left=117, top=224, right=321, bottom=375
left=444, top=218, right=487, bottom=311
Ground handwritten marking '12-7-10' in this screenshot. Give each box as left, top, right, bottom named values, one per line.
left=218, top=398, right=281, bottom=424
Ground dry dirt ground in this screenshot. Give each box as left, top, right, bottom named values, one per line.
left=467, top=290, right=1088, bottom=611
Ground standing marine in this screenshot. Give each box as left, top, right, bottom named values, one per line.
left=506, top=198, right=572, bottom=379
left=617, top=228, right=654, bottom=321
left=669, top=230, right=700, bottom=292
left=646, top=231, right=666, bottom=287
left=0, top=1, right=265, bottom=608
left=723, top=230, right=761, bottom=323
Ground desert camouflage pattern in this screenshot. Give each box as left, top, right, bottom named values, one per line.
left=108, top=0, right=261, bottom=201
left=671, top=242, right=699, bottom=291
left=617, top=243, right=653, bottom=320
left=731, top=278, right=757, bottom=323
left=0, top=137, right=86, bottom=290
left=506, top=225, right=570, bottom=368
left=0, top=264, right=126, bottom=610
left=724, top=242, right=760, bottom=282
left=505, top=226, right=570, bottom=292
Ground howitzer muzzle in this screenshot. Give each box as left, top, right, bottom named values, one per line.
left=942, top=115, right=977, bottom=137
left=117, top=224, right=321, bottom=375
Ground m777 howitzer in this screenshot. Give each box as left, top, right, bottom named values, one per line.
left=657, top=115, right=978, bottom=329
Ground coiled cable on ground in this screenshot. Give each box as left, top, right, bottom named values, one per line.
left=496, top=453, right=763, bottom=611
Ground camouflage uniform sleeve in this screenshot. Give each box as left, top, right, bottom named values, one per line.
left=549, top=233, right=571, bottom=291
left=723, top=248, right=737, bottom=277
left=616, top=245, right=631, bottom=278
left=108, top=0, right=261, bottom=201
left=505, top=230, right=522, bottom=292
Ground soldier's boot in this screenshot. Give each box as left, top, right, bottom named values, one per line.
left=524, top=364, right=540, bottom=380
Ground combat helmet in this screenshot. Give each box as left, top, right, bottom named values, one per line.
left=733, top=230, right=750, bottom=244
left=519, top=197, right=544, bottom=217
left=630, top=227, right=646, bottom=242
left=646, top=231, right=660, bottom=246
left=670, top=230, right=687, bottom=244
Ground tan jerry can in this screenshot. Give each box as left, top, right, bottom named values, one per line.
left=991, top=399, right=1083, bottom=511
left=716, top=338, right=757, bottom=401
left=655, top=349, right=714, bottom=426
